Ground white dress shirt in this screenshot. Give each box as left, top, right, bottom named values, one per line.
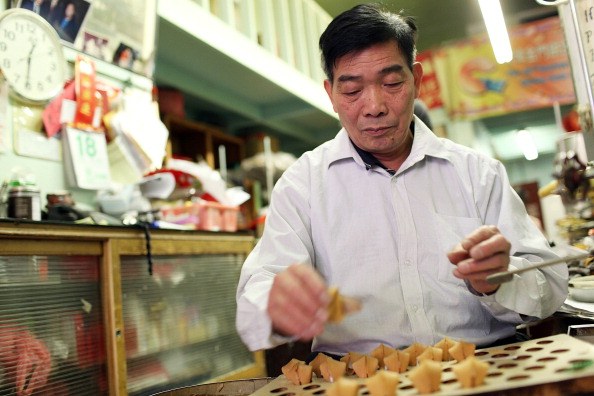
left=236, top=118, right=568, bottom=354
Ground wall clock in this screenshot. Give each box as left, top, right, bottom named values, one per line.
left=0, top=8, right=67, bottom=103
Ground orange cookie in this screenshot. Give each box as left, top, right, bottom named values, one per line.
left=366, top=370, right=400, bottom=396
left=408, top=359, right=442, bottom=394
left=352, top=355, right=379, bottom=378
left=384, top=350, right=410, bottom=373
left=327, top=286, right=362, bottom=323
left=449, top=340, right=476, bottom=363
left=452, top=356, right=489, bottom=388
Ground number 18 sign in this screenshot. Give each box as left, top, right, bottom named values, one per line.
left=63, top=126, right=111, bottom=190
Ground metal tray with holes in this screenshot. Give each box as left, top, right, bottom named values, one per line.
left=251, top=334, right=594, bottom=395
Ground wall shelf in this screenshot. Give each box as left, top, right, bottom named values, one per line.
left=155, top=0, right=340, bottom=155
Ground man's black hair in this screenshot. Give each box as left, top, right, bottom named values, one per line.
left=319, top=3, right=418, bottom=82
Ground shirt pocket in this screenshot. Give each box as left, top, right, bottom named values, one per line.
left=431, top=213, right=483, bottom=286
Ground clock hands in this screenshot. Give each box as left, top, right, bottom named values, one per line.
left=25, top=41, right=37, bottom=89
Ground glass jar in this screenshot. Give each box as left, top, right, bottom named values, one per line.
left=7, top=184, right=41, bottom=221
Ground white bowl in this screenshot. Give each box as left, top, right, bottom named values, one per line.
left=569, top=276, right=594, bottom=303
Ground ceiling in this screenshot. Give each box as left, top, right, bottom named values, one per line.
left=153, top=0, right=566, bottom=158
left=314, top=0, right=558, bottom=52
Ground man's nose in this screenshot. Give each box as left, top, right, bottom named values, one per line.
left=362, top=86, right=387, bottom=117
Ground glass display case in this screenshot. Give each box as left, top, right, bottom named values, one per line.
left=0, top=254, right=107, bottom=395
left=0, top=221, right=264, bottom=396
left=121, top=254, right=254, bottom=395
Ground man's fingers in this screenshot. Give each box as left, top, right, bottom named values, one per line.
left=447, top=244, right=469, bottom=265
left=458, top=226, right=510, bottom=261
left=268, top=264, right=329, bottom=339
left=273, top=268, right=321, bottom=317
left=454, top=253, right=506, bottom=275
left=288, top=264, right=329, bottom=305
left=460, top=225, right=499, bottom=251
left=269, top=302, right=325, bottom=339
left=468, top=232, right=510, bottom=260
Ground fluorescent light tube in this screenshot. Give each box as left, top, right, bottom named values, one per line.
left=478, top=0, right=513, bottom=64
left=516, top=129, right=539, bottom=160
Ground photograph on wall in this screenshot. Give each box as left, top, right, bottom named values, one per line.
left=112, top=42, right=138, bottom=70
left=82, top=31, right=109, bottom=60
left=72, top=0, right=157, bottom=77
left=18, top=0, right=91, bottom=43
left=12, top=0, right=157, bottom=78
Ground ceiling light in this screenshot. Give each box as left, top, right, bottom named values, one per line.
left=478, top=0, right=513, bottom=64
left=516, top=128, right=539, bottom=161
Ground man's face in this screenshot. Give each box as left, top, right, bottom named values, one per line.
left=65, top=4, right=75, bottom=17
left=324, top=41, right=422, bottom=161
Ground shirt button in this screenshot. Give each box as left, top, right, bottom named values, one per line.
left=405, top=260, right=411, bottom=266
left=411, top=305, right=418, bottom=312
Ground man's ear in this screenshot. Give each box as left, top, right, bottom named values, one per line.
left=324, top=79, right=338, bottom=113
left=412, top=62, right=423, bottom=99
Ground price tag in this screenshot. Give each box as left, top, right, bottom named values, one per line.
left=63, top=127, right=111, bottom=190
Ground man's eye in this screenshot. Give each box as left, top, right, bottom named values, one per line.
left=385, top=82, right=403, bottom=87
left=343, top=90, right=360, bottom=96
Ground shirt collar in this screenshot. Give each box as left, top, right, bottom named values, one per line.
left=327, top=115, right=451, bottom=172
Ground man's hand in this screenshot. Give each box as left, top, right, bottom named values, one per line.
left=447, top=225, right=511, bottom=295
left=267, top=264, right=329, bottom=341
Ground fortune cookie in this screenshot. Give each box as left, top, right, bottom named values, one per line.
left=449, top=340, right=476, bottom=363
left=326, top=377, right=359, bottom=396
left=352, top=355, right=379, bottom=378
left=366, top=370, right=400, bottom=396
left=452, top=356, right=489, bottom=388
left=281, top=358, right=312, bottom=385
left=434, top=337, right=457, bottom=361
left=309, top=352, right=330, bottom=377
left=408, top=359, right=442, bottom=394
left=341, top=351, right=365, bottom=375
left=327, top=286, right=362, bottom=323
left=371, top=343, right=397, bottom=367
left=417, top=346, right=443, bottom=363
left=320, top=358, right=347, bottom=382
left=403, top=342, right=428, bottom=366
left=384, top=350, right=410, bottom=373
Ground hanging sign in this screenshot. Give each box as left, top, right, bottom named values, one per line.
left=435, top=17, right=576, bottom=119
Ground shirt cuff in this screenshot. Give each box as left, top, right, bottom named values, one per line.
left=270, top=329, right=299, bottom=345
left=465, top=279, right=498, bottom=299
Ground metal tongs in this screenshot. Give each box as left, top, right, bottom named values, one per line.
left=486, top=252, right=592, bottom=285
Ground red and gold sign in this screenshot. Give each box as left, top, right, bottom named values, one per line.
left=417, top=50, right=444, bottom=109
left=73, top=55, right=100, bottom=131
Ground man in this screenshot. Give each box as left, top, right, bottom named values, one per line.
left=53, top=1, right=78, bottom=43
left=44, top=0, right=64, bottom=27
left=236, top=4, right=568, bottom=357
left=21, top=0, right=49, bottom=16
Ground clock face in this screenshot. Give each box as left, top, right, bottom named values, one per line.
left=0, top=9, right=66, bottom=103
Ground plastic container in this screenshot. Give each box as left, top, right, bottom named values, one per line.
left=160, top=201, right=239, bottom=232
